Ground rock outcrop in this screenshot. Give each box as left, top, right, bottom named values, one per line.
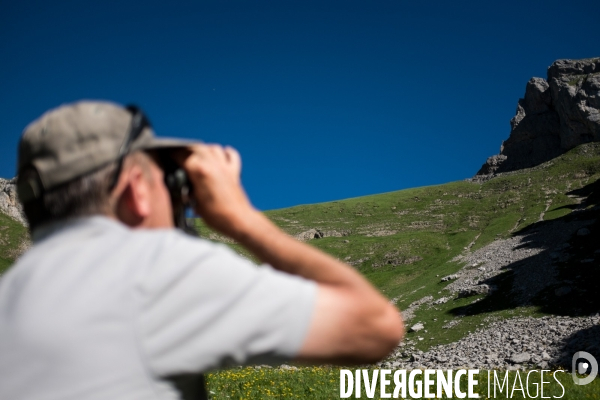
left=476, top=57, right=600, bottom=177
left=0, top=178, right=26, bottom=226
left=294, top=228, right=351, bottom=241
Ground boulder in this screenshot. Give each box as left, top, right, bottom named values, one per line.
left=441, top=274, right=459, bottom=282
left=577, top=228, right=591, bottom=236
left=433, top=296, right=450, bottom=305
left=554, top=286, right=572, bottom=296
left=458, top=284, right=491, bottom=298
left=294, top=228, right=351, bottom=241
left=510, top=353, right=531, bottom=364
left=295, top=229, right=324, bottom=241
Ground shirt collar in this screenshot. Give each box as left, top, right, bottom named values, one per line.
left=32, top=215, right=127, bottom=244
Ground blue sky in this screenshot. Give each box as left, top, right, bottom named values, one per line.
left=1, top=0, right=598, bottom=211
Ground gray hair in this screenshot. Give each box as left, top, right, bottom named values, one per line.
left=19, top=162, right=118, bottom=232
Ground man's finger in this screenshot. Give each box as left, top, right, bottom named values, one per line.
left=172, top=148, right=193, bottom=167
left=172, top=144, right=215, bottom=169
left=224, top=146, right=242, bottom=174
left=204, top=144, right=228, bottom=162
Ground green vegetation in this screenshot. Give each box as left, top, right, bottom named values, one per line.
left=567, top=75, right=585, bottom=86
left=195, top=142, right=600, bottom=353
left=2, top=143, right=599, bottom=398
left=196, top=143, right=600, bottom=398
left=206, top=367, right=600, bottom=399
left=567, top=72, right=600, bottom=87
left=0, top=211, right=29, bottom=275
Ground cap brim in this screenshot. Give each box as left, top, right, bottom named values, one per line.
left=136, top=137, right=202, bottom=151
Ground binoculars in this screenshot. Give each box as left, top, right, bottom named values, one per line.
left=159, top=153, right=197, bottom=236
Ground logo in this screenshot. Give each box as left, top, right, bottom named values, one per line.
left=572, top=351, right=598, bottom=385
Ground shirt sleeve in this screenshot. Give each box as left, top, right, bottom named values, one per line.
left=134, top=230, right=317, bottom=376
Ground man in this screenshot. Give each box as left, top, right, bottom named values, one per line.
left=0, top=101, right=404, bottom=399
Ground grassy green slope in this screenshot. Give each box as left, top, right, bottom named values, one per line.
left=0, top=211, right=29, bottom=275
left=1, top=144, right=597, bottom=352
left=195, top=142, right=600, bottom=352
left=0, top=145, right=597, bottom=398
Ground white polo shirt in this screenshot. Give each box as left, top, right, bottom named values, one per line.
left=0, top=217, right=316, bottom=400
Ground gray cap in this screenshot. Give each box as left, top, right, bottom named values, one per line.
left=17, top=100, right=199, bottom=201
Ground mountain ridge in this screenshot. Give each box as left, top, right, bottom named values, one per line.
left=476, top=57, right=600, bottom=178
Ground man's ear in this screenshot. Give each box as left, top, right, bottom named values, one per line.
left=115, top=165, right=152, bottom=227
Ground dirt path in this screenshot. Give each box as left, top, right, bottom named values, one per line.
left=538, top=199, right=552, bottom=222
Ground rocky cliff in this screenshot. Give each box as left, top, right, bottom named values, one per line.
left=476, top=57, right=600, bottom=177
left=0, top=178, right=27, bottom=226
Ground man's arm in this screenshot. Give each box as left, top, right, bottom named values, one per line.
left=176, top=144, right=404, bottom=364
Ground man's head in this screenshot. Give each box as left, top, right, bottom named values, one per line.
left=17, top=101, right=197, bottom=232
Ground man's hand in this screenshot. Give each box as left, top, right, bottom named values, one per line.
left=176, top=144, right=404, bottom=365
left=174, top=144, right=258, bottom=238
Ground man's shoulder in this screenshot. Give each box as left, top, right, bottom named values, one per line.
left=15, top=216, right=223, bottom=277
left=30, top=216, right=211, bottom=249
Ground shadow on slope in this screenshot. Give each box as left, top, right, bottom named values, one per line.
left=449, top=178, right=600, bottom=318
left=555, top=324, right=600, bottom=371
